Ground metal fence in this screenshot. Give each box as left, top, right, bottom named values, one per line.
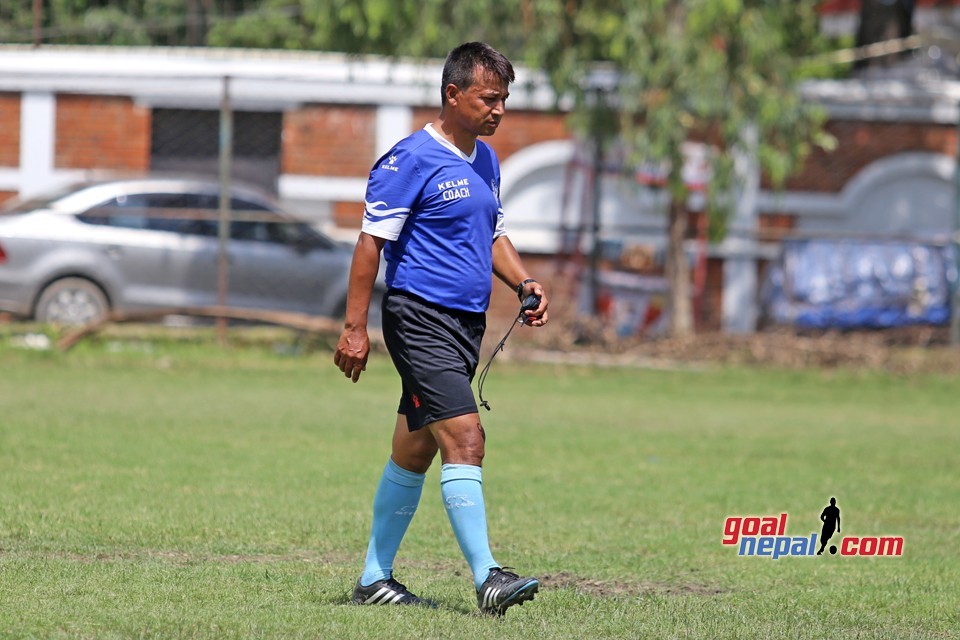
left=1, top=75, right=367, bottom=345
left=2, top=58, right=959, bottom=346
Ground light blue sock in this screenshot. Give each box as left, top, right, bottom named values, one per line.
left=440, top=463, right=499, bottom=591
left=359, top=458, right=426, bottom=586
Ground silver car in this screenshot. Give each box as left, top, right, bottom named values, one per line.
left=0, top=178, right=378, bottom=326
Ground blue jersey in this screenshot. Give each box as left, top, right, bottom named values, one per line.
left=362, top=124, right=507, bottom=313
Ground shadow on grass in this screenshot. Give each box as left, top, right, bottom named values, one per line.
left=540, top=572, right=726, bottom=597
left=318, top=591, right=481, bottom=616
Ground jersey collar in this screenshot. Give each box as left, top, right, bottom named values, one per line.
left=424, top=124, right=477, bottom=164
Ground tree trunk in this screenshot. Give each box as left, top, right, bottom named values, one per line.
left=666, top=197, right=693, bottom=337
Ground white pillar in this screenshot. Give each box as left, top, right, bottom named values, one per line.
left=722, top=125, right=760, bottom=334
left=375, top=105, right=413, bottom=158
left=19, top=92, right=57, bottom=199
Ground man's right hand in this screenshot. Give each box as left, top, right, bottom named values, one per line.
left=334, top=232, right=386, bottom=384
left=334, top=326, right=369, bottom=383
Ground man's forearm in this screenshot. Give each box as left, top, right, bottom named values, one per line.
left=491, top=235, right=533, bottom=292
left=344, top=232, right=386, bottom=329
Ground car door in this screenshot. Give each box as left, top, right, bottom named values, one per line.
left=142, top=192, right=222, bottom=309
left=80, top=192, right=220, bottom=311
left=225, top=198, right=350, bottom=316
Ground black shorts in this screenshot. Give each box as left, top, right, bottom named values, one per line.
left=381, top=289, right=486, bottom=431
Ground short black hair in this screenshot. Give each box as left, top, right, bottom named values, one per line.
left=440, top=42, right=515, bottom=105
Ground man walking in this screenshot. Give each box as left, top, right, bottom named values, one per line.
left=334, top=42, right=549, bottom=616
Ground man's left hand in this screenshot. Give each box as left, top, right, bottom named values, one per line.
left=520, top=281, right=549, bottom=327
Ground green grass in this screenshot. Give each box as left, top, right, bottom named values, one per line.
left=1, top=331, right=958, bottom=638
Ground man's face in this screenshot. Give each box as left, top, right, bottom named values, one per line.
left=448, top=68, right=510, bottom=137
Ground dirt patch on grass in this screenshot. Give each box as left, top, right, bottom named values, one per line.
left=24, top=549, right=343, bottom=566
left=14, top=549, right=727, bottom=599
left=540, top=571, right=724, bottom=598
left=521, top=326, right=960, bottom=375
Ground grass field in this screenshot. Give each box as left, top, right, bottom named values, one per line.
left=1, top=330, right=958, bottom=638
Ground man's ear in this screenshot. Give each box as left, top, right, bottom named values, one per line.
left=444, top=83, right=460, bottom=107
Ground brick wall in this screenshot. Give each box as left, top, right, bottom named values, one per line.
left=332, top=200, right=364, bottom=228
left=410, top=107, right=570, bottom=163
left=485, top=110, right=570, bottom=162
left=55, top=95, right=150, bottom=171
left=282, top=105, right=376, bottom=177
left=410, top=107, right=436, bottom=135
left=783, top=120, right=957, bottom=192
left=486, top=254, right=565, bottom=333
left=758, top=212, right=797, bottom=240
left=0, top=93, right=20, bottom=167
left=323, top=106, right=571, bottom=229
left=9, top=66, right=956, bottom=337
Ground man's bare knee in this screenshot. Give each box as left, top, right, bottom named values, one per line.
left=391, top=416, right=438, bottom=474
left=392, top=446, right=437, bottom=474
left=430, top=415, right=486, bottom=466
left=445, top=439, right=484, bottom=466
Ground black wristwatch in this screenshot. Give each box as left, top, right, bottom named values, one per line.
left=516, top=278, right=537, bottom=301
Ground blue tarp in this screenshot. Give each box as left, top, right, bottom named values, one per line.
left=763, top=239, right=958, bottom=330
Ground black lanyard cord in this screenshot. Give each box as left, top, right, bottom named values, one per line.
left=476, top=294, right=540, bottom=411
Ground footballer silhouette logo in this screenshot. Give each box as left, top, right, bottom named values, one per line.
left=814, top=496, right=904, bottom=557
left=723, top=496, right=904, bottom=558
left=816, top=497, right=841, bottom=555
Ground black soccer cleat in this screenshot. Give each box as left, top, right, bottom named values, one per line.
left=352, top=577, right=427, bottom=606
left=476, top=567, right=540, bottom=616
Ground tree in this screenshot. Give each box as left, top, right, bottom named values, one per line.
left=8, top=0, right=833, bottom=336
left=0, top=0, right=264, bottom=46
left=319, top=0, right=833, bottom=336
left=510, top=1, right=832, bottom=336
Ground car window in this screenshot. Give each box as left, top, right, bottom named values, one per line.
left=229, top=198, right=318, bottom=247
left=232, top=218, right=330, bottom=250
left=230, top=199, right=273, bottom=242
left=79, top=194, right=152, bottom=229
left=271, top=221, right=331, bottom=248
left=231, top=197, right=333, bottom=249
left=144, top=193, right=219, bottom=237
left=73, top=190, right=325, bottom=246
left=79, top=192, right=220, bottom=237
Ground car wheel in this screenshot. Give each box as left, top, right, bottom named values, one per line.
left=35, top=277, right=110, bottom=326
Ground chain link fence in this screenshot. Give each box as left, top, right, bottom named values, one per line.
left=0, top=75, right=384, bottom=346
left=1, top=61, right=958, bottom=347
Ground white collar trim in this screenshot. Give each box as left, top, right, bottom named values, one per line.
left=424, top=124, right=477, bottom=163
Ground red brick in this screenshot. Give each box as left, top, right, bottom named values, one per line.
left=332, top=200, right=363, bottom=228
left=758, top=213, right=796, bottom=240
left=0, top=93, right=20, bottom=167
left=783, top=121, right=957, bottom=192
left=411, top=107, right=436, bottom=132
left=411, top=107, right=570, bottom=162
left=55, top=95, right=150, bottom=171
left=485, top=110, right=570, bottom=162
left=282, top=105, right=376, bottom=176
